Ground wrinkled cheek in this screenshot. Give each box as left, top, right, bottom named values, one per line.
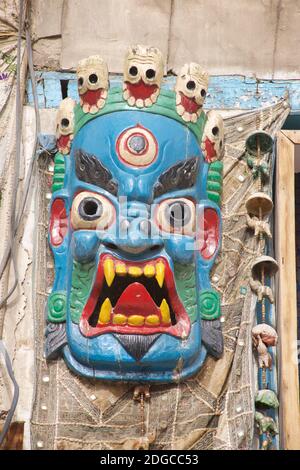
left=50, top=199, right=68, bottom=246
left=164, top=236, right=195, bottom=264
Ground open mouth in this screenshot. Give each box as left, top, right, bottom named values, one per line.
left=176, top=92, right=202, bottom=123
left=80, top=88, right=107, bottom=114
left=80, top=254, right=190, bottom=338
left=123, top=80, right=159, bottom=107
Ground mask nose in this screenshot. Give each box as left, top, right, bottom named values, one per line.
left=105, top=201, right=163, bottom=255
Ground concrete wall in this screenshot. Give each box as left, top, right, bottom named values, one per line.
left=31, top=0, right=300, bottom=78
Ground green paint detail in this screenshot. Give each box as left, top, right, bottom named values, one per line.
left=206, top=192, right=221, bottom=205
left=240, top=286, right=247, bottom=295
left=48, top=291, right=67, bottom=322
left=52, top=152, right=65, bottom=192
left=207, top=161, right=223, bottom=206
left=74, top=87, right=207, bottom=142
left=70, top=261, right=96, bottom=323
left=199, top=289, right=221, bottom=320
left=174, top=263, right=197, bottom=322
left=207, top=170, right=222, bottom=183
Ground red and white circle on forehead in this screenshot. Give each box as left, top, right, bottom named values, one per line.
left=116, top=125, right=158, bottom=167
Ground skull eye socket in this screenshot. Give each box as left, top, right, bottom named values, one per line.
left=212, top=126, right=219, bottom=136
left=201, top=88, right=206, bottom=97
left=155, top=198, right=195, bottom=236
left=88, top=73, right=98, bottom=84
left=146, top=68, right=156, bottom=79
left=61, top=118, right=70, bottom=128
left=78, top=77, right=84, bottom=87
left=186, top=80, right=196, bottom=90
left=71, top=192, right=115, bottom=230
left=129, top=66, right=138, bottom=76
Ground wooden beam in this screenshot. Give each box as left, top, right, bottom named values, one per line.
left=281, top=130, right=300, bottom=145
left=276, top=131, right=300, bottom=449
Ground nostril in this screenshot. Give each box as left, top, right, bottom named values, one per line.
left=105, top=242, right=118, bottom=250
left=150, top=244, right=161, bottom=252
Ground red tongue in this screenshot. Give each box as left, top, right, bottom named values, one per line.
left=126, top=80, right=157, bottom=100
left=114, top=283, right=159, bottom=316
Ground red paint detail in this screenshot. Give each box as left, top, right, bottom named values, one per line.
left=57, top=134, right=70, bottom=153
left=114, top=283, right=160, bottom=317
left=203, top=137, right=216, bottom=163
left=198, top=208, right=219, bottom=260
left=80, top=255, right=190, bottom=338
left=116, top=125, right=158, bottom=168
left=125, top=80, right=158, bottom=100
left=50, top=199, right=68, bottom=246
left=180, top=92, right=201, bottom=114
left=82, top=88, right=103, bottom=106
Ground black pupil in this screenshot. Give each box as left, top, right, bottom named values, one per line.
left=186, top=80, right=196, bottom=90
left=129, top=66, right=138, bottom=76
left=201, top=88, right=206, bottom=97
left=89, top=73, right=98, bottom=84
left=167, top=202, right=191, bottom=229
left=61, top=118, right=69, bottom=128
left=146, top=68, right=155, bottom=79
left=212, top=126, right=219, bottom=136
left=78, top=77, right=84, bottom=86
left=79, top=198, right=103, bottom=220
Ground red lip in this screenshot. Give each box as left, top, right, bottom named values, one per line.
left=180, top=92, right=202, bottom=114
left=82, top=88, right=104, bottom=105
left=125, top=80, right=158, bottom=100
left=80, top=255, right=190, bottom=338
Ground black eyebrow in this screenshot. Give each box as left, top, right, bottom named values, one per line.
left=75, top=149, right=118, bottom=196
left=153, top=157, right=200, bottom=198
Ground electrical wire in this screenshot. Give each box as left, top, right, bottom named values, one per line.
left=0, top=0, right=41, bottom=447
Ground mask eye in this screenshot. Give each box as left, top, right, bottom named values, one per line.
left=71, top=192, right=115, bottom=230
left=155, top=198, right=195, bottom=236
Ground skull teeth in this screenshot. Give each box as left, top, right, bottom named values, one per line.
left=123, top=83, right=158, bottom=108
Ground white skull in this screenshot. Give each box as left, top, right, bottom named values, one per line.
left=123, top=45, right=164, bottom=107
left=77, top=55, right=109, bottom=113
left=201, top=111, right=224, bottom=162
left=175, top=63, right=209, bottom=122
left=56, top=97, right=75, bottom=154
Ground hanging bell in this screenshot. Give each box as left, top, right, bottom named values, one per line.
left=245, top=192, right=273, bottom=217
left=245, top=130, right=274, bottom=156
left=251, top=256, right=278, bottom=279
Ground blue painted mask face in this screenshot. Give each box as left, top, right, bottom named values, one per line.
left=46, top=52, right=224, bottom=383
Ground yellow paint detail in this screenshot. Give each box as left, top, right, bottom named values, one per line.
left=145, top=315, right=160, bottom=326
left=128, top=266, right=143, bottom=277
left=104, top=258, right=115, bottom=286
left=160, top=299, right=171, bottom=324
left=112, top=314, right=127, bottom=325
left=144, top=264, right=155, bottom=277
left=115, top=262, right=127, bottom=276
left=155, top=261, right=165, bottom=287
left=128, top=315, right=145, bottom=326
left=98, top=298, right=112, bottom=324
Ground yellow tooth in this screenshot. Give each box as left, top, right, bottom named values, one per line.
left=115, top=262, right=127, bottom=276
left=128, top=266, right=143, bottom=277
left=155, top=261, right=165, bottom=287
left=128, top=315, right=145, bottom=326
left=104, top=258, right=115, bottom=286
left=160, top=299, right=171, bottom=325
left=112, top=314, right=127, bottom=325
left=145, top=315, right=160, bottom=326
left=144, top=264, right=155, bottom=277
left=98, top=298, right=112, bottom=324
